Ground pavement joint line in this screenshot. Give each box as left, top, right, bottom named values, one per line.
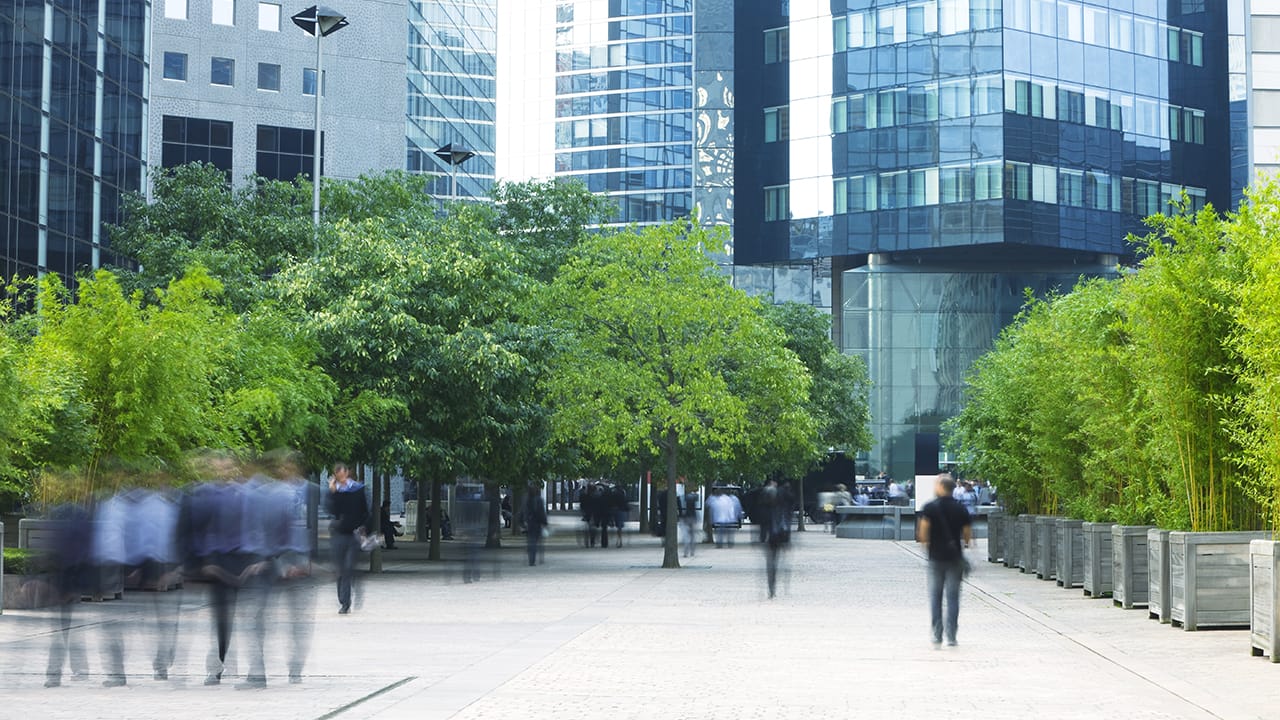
left=894, top=541, right=1230, bottom=720
left=315, top=675, right=418, bottom=720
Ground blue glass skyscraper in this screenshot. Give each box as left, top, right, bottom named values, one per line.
left=1, top=0, right=149, bottom=280
left=735, top=0, right=1233, bottom=479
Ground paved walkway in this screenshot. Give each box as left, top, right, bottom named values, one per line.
left=1, top=517, right=1277, bottom=719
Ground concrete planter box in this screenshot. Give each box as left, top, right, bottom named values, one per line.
left=19, top=518, right=123, bottom=602
left=833, top=506, right=915, bottom=540
left=1082, top=522, right=1115, bottom=598
left=1250, top=540, right=1280, bottom=662
left=1004, top=514, right=1023, bottom=569
left=1148, top=529, right=1173, bottom=623
left=1170, top=530, right=1269, bottom=631
left=1035, top=516, right=1058, bottom=580
left=1056, top=519, right=1085, bottom=588
left=2, top=573, right=60, bottom=609
left=1019, top=514, right=1037, bottom=573
left=986, top=510, right=1004, bottom=563
left=1112, top=525, right=1155, bottom=608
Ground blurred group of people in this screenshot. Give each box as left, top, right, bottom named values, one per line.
left=38, top=451, right=318, bottom=689
left=578, top=482, right=629, bottom=548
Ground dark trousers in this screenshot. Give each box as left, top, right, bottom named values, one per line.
left=526, top=527, right=542, bottom=566
left=927, top=559, right=964, bottom=644
left=331, top=533, right=359, bottom=609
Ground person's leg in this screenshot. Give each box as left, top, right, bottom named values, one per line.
left=927, top=560, right=945, bottom=645
left=765, top=543, right=778, bottom=597
left=237, top=575, right=270, bottom=687
left=333, top=534, right=353, bottom=611
left=526, top=529, right=538, bottom=566
left=944, top=560, right=963, bottom=645
left=206, top=580, right=234, bottom=682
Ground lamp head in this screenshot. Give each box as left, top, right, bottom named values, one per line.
left=292, top=5, right=348, bottom=37
left=434, top=143, right=477, bottom=166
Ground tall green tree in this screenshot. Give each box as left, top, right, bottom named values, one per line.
left=1223, top=181, right=1280, bottom=530
left=538, top=219, right=814, bottom=568
left=1123, top=205, right=1255, bottom=530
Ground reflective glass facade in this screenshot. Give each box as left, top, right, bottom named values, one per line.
left=736, top=0, right=1232, bottom=479
left=406, top=0, right=497, bottom=199
left=1, top=0, right=149, bottom=281
left=550, top=0, right=696, bottom=224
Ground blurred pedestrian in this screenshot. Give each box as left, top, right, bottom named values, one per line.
left=43, top=493, right=92, bottom=688
left=760, top=480, right=792, bottom=598
left=591, top=483, right=613, bottom=549
left=326, top=463, right=368, bottom=615
left=678, top=485, right=701, bottom=558
left=917, top=473, right=973, bottom=648
left=608, top=484, right=629, bottom=548
left=524, top=481, right=548, bottom=566
left=380, top=499, right=402, bottom=550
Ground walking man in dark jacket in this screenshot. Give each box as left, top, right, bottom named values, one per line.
left=524, top=481, right=548, bottom=566
left=917, top=473, right=973, bottom=648
left=326, top=463, right=368, bottom=615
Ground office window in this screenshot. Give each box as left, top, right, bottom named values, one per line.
left=764, top=27, right=789, bottom=64
left=258, top=63, right=280, bottom=91
left=879, top=171, right=906, bottom=209
left=1085, top=171, right=1114, bottom=211
left=940, top=165, right=971, bottom=203
left=257, top=124, right=323, bottom=181
left=850, top=175, right=877, bottom=212
left=212, top=0, right=235, bottom=26
left=939, top=0, right=969, bottom=35
left=303, top=68, right=325, bottom=96
left=764, top=106, right=789, bottom=142
left=1008, top=78, right=1053, bottom=118
left=1057, top=87, right=1085, bottom=124
left=972, top=75, right=1003, bottom=115
left=878, top=5, right=906, bottom=45
left=831, top=97, right=848, bottom=133
left=970, top=0, right=1000, bottom=30
left=906, top=85, right=938, bottom=124
left=908, top=168, right=939, bottom=206
left=1135, top=179, right=1160, bottom=216
left=161, top=115, right=233, bottom=173
left=1168, top=27, right=1181, bottom=62
left=1188, top=31, right=1203, bottom=66
left=1005, top=162, right=1030, bottom=201
left=939, top=79, right=971, bottom=119
left=1029, top=0, right=1055, bottom=35
left=1083, top=6, right=1107, bottom=45
left=833, top=16, right=848, bottom=52
left=1033, top=164, right=1058, bottom=204
left=165, top=0, right=188, bottom=20
left=834, top=178, right=848, bottom=214
left=1057, top=168, right=1082, bottom=207
left=258, top=2, right=280, bottom=31
left=906, top=2, right=938, bottom=40
left=974, top=162, right=1001, bottom=200
left=1189, top=109, right=1205, bottom=144
left=1134, top=18, right=1158, bottom=55
left=1085, top=91, right=1110, bottom=128
left=1058, top=1, right=1083, bottom=41
left=764, top=186, right=789, bottom=221
left=162, top=52, right=188, bottom=81
left=847, top=11, right=874, bottom=48
left=211, top=57, right=235, bottom=86
left=1109, top=14, right=1132, bottom=52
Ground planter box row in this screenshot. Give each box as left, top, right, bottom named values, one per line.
left=985, top=513, right=1280, bottom=663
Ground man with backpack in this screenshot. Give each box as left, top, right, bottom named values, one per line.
left=917, top=473, right=973, bottom=648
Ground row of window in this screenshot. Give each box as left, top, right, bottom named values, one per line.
left=1002, top=76, right=1205, bottom=142
left=164, top=0, right=282, bottom=33
left=817, top=75, right=1205, bottom=145
left=556, top=38, right=693, bottom=72
left=764, top=163, right=1208, bottom=220
left=811, top=0, right=1205, bottom=68
left=161, top=52, right=322, bottom=95
left=159, top=114, right=324, bottom=182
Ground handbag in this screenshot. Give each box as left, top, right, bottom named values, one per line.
left=354, top=527, right=381, bottom=552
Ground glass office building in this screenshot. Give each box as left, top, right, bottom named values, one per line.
left=406, top=0, right=498, bottom=199
left=736, top=0, right=1232, bottom=480
left=1, top=0, right=149, bottom=281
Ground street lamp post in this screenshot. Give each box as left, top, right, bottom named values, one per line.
left=434, top=143, right=476, bottom=202
left=292, top=5, right=349, bottom=231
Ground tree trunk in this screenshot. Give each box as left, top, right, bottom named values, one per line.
left=429, top=477, right=443, bottom=561
left=485, top=482, right=502, bottom=549
left=662, top=432, right=680, bottom=569
left=638, top=470, right=649, bottom=534
left=796, top=475, right=806, bottom=532
left=369, top=467, right=383, bottom=572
